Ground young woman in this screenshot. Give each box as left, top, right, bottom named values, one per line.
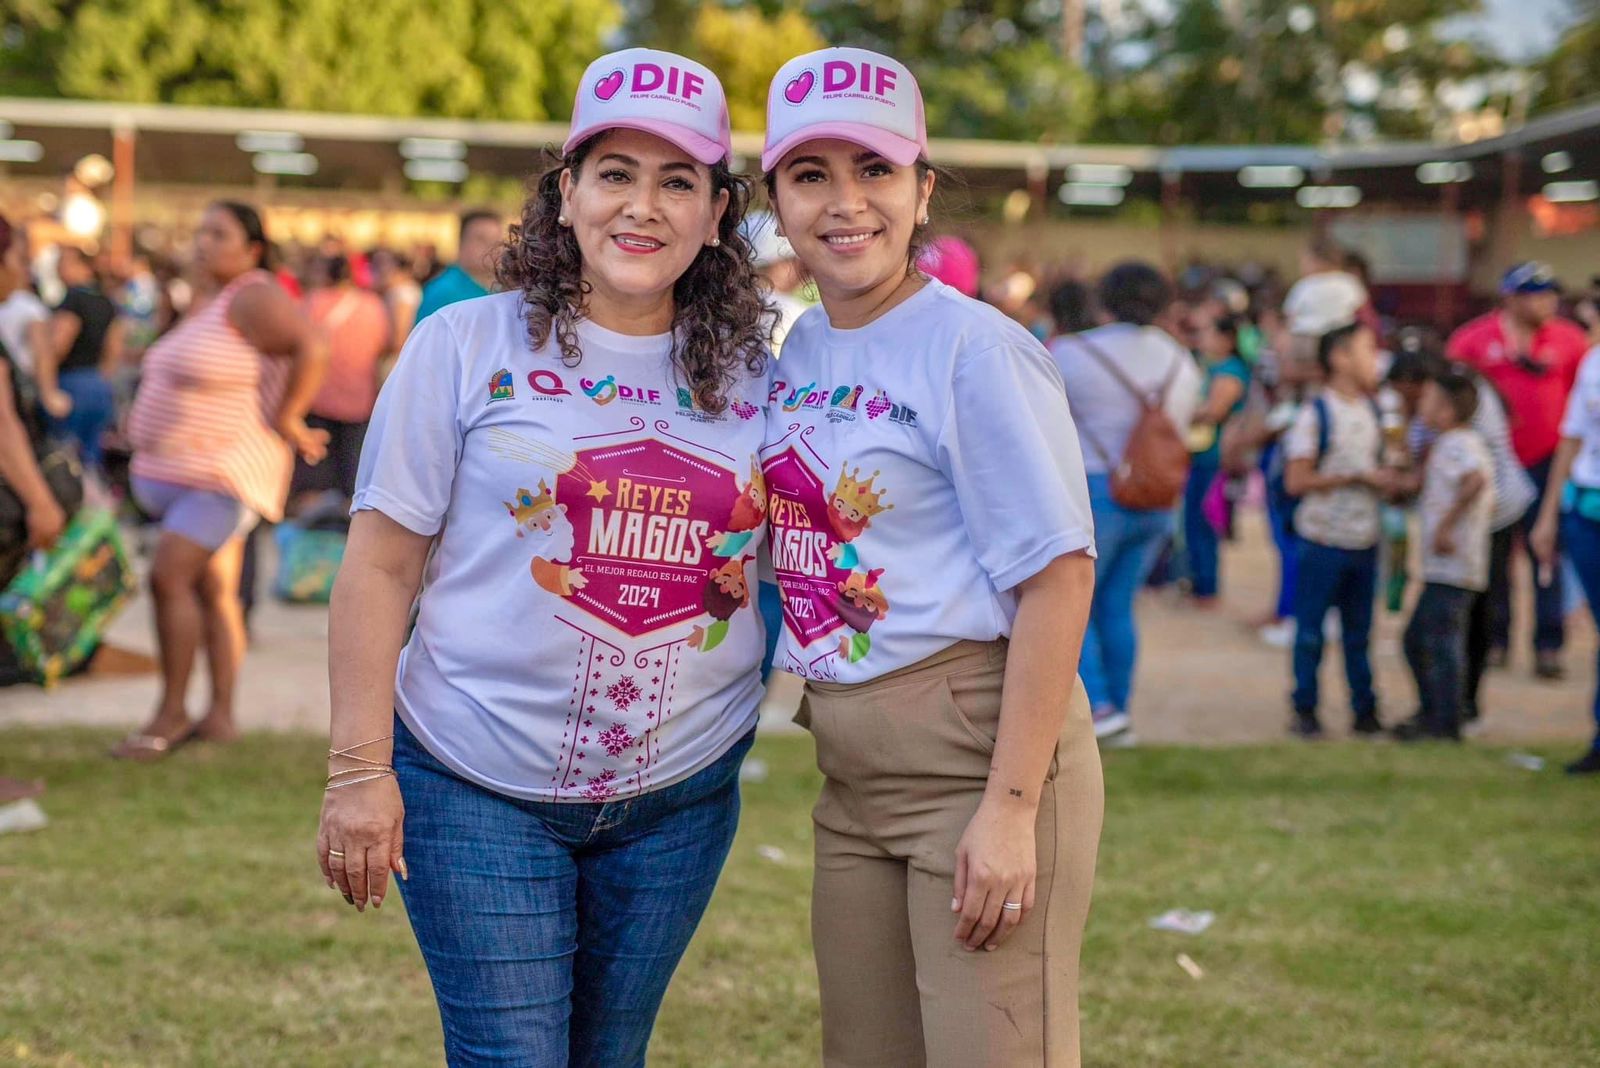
left=118, top=202, right=326, bottom=759
left=315, top=49, right=772, bottom=1065
left=760, top=47, right=1103, bottom=1067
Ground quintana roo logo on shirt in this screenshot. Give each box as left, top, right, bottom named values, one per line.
left=488, top=368, right=515, bottom=404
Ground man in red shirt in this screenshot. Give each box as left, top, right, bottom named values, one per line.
left=1447, top=262, right=1589, bottom=679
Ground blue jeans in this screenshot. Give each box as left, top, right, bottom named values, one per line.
left=1292, top=541, right=1378, bottom=718
left=1081, top=473, right=1174, bottom=712
left=394, top=716, right=754, bottom=1067
left=1561, top=510, right=1600, bottom=752
left=1183, top=458, right=1221, bottom=598
left=1403, top=582, right=1475, bottom=734
left=48, top=368, right=115, bottom=469
left=1263, top=447, right=1300, bottom=620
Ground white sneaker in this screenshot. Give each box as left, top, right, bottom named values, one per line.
left=1104, top=729, right=1140, bottom=749
left=1093, top=709, right=1131, bottom=740
left=1258, top=620, right=1295, bottom=648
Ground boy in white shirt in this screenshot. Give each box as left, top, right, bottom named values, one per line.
left=1283, top=322, right=1392, bottom=737
left=1396, top=372, right=1494, bottom=741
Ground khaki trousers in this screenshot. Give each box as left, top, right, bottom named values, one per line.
left=801, top=640, right=1104, bottom=1068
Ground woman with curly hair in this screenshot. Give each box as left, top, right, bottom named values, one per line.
left=315, top=49, right=771, bottom=1065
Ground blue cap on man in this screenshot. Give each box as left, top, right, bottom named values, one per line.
left=1501, top=261, right=1559, bottom=295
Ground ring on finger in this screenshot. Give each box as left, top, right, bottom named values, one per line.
left=1001, top=901, right=1023, bottom=911
left=328, top=850, right=346, bottom=859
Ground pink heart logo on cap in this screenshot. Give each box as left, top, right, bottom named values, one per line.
left=594, top=69, right=625, bottom=101
left=784, top=70, right=816, bottom=105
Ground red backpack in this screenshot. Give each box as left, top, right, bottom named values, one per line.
left=1073, top=336, right=1190, bottom=511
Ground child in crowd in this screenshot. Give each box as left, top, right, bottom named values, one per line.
left=1283, top=322, right=1392, bottom=738
left=1396, top=372, right=1494, bottom=741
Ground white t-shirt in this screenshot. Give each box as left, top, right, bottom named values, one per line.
left=1561, top=346, right=1600, bottom=489
left=1420, top=427, right=1495, bottom=591
left=354, top=292, right=770, bottom=801
left=761, top=280, right=1095, bottom=684
left=0, top=290, right=49, bottom=373
left=1410, top=382, right=1534, bottom=531
left=1048, top=323, right=1202, bottom=477
left=1284, top=389, right=1382, bottom=549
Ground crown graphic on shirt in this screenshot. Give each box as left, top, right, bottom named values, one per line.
left=833, top=466, right=893, bottom=518
left=507, top=479, right=557, bottom=522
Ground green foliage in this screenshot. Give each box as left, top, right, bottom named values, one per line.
left=690, top=5, right=826, bottom=131
left=1537, top=1, right=1600, bottom=109
left=1, top=0, right=620, bottom=120
left=1089, top=0, right=1498, bottom=144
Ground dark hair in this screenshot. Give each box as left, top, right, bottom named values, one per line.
left=1098, top=261, right=1171, bottom=326
left=459, top=210, right=500, bottom=247
left=1386, top=348, right=1444, bottom=384
left=763, top=157, right=945, bottom=272
left=1343, top=250, right=1371, bottom=285
left=0, top=211, right=12, bottom=260
left=211, top=200, right=273, bottom=270
left=1048, top=279, right=1096, bottom=335
left=496, top=138, right=768, bottom=414
left=322, top=254, right=350, bottom=285
left=1433, top=370, right=1479, bottom=424
left=1213, top=313, right=1241, bottom=341
left=1316, top=321, right=1365, bottom=374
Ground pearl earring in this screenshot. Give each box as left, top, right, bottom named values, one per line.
left=557, top=215, right=569, bottom=226
left=919, top=215, right=929, bottom=225
left=710, top=237, right=721, bottom=247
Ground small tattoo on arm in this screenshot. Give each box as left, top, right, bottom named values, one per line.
left=1008, top=788, right=1024, bottom=798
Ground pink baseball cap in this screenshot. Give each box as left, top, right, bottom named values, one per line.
left=762, top=47, right=928, bottom=173
left=917, top=236, right=980, bottom=297
left=564, top=48, right=732, bottom=166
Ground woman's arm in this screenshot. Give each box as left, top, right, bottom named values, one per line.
left=953, top=550, right=1094, bottom=952
left=0, top=369, right=65, bottom=549
left=37, top=311, right=79, bottom=416
left=229, top=281, right=329, bottom=462
left=1192, top=374, right=1246, bottom=427
left=1531, top=437, right=1580, bottom=574
left=99, top=317, right=128, bottom=377
left=316, top=509, right=433, bottom=912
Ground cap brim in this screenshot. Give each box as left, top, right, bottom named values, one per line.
left=563, top=119, right=727, bottom=166
left=761, top=123, right=922, bottom=173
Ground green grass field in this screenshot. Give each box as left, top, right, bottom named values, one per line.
left=1, top=729, right=1596, bottom=1067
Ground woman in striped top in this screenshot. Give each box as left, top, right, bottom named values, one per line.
left=116, top=202, right=327, bottom=760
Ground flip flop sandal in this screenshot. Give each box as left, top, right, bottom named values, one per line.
left=110, top=727, right=196, bottom=763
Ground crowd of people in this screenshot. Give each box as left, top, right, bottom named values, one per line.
left=1, top=40, right=1598, bottom=1068
left=1024, top=238, right=1599, bottom=774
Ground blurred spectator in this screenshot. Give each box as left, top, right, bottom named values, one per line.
left=1049, top=262, right=1201, bottom=744
left=1183, top=313, right=1251, bottom=605
left=294, top=254, right=389, bottom=502
left=415, top=210, right=502, bottom=323
left=117, top=201, right=326, bottom=760
left=1282, top=236, right=1368, bottom=343
left=743, top=212, right=810, bottom=355
left=1447, top=262, right=1587, bottom=680
left=369, top=247, right=422, bottom=355
left=1046, top=278, right=1097, bottom=337
left=0, top=224, right=49, bottom=375
left=41, top=245, right=123, bottom=472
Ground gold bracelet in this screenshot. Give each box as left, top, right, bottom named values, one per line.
left=324, top=770, right=397, bottom=791
left=327, top=764, right=395, bottom=780
left=329, top=734, right=395, bottom=760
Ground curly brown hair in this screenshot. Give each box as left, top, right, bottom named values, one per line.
left=497, top=137, right=770, bottom=414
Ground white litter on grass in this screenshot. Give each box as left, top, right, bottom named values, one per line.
left=757, top=845, right=787, bottom=864
left=1149, top=909, right=1215, bottom=935
left=1176, top=953, right=1205, bottom=980
left=0, top=799, right=48, bottom=836
left=1506, top=752, right=1546, bottom=772
left=739, top=758, right=769, bottom=784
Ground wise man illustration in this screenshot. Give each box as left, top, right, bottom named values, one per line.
left=505, top=480, right=587, bottom=596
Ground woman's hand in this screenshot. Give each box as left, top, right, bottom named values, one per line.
left=316, top=775, right=406, bottom=912
left=952, top=799, right=1037, bottom=952
left=41, top=387, right=73, bottom=419
left=278, top=416, right=330, bottom=464
left=25, top=495, right=67, bottom=550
